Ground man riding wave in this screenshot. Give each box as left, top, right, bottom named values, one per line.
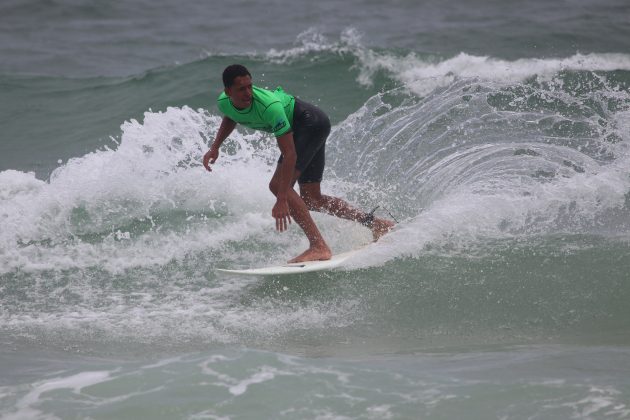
left=203, top=64, right=394, bottom=263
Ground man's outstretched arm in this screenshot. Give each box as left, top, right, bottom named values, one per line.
left=203, top=116, right=237, bottom=171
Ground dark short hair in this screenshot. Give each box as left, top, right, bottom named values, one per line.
left=222, top=64, right=251, bottom=88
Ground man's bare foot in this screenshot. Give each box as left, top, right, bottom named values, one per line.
left=371, top=218, right=395, bottom=241
left=288, top=245, right=332, bottom=264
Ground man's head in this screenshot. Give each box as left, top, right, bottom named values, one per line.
left=223, top=64, right=253, bottom=109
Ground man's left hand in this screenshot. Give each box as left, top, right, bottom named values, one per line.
left=203, top=146, right=219, bottom=172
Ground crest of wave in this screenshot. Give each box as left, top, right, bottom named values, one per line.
left=354, top=50, right=630, bottom=95
left=263, top=27, right=630, bottom=96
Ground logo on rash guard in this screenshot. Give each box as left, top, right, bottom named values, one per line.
left=273, top=119, right=287, bottom=133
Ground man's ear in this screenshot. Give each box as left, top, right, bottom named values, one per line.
left=224, top=87, right=231, bottom=97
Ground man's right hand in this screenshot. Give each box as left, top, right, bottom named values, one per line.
left=203, top=146, right=219, bottom=172
left=272, top=197, right=292, bottom=232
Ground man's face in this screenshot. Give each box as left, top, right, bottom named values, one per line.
left=226, top=75, right=253, bottom=109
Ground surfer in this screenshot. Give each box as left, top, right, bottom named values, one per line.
left=203, top=64, right=394, bottom=263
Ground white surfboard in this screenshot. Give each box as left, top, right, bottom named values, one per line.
left=216, top=247, right=366, bottom=276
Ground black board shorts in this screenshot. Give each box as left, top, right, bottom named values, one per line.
left=278, top=98, right=331, bottom=184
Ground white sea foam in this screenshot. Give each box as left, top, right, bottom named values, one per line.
left=3, top=371, right=111, bottom=420
left=553, top=385, right=629, bottom=418
left=0, top=106, right=279, bottom=274
left=345, top=143, right=630, bottom=268
left=355, top=51, right=630, bottom=95
left=267, top=28, right=630, bottom=95
left=228, top=367, right=279, bottom=396
left=0, top=105, right=366, bottom=345
left=333, top=93, right=630, bottom=268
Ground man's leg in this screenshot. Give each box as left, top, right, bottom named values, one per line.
left=299, top=182, right=395, bottom=241
left=269, top=165, right=332, bottom=263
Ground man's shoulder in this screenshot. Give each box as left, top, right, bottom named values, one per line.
left=253, top=86, right=281, bottom=108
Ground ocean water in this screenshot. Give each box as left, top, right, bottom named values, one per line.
left=1, top=0, right=630, bottom=418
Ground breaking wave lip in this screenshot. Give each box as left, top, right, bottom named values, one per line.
left=261, top=27, right=630, bottom=95
left=355, top=51, right=630, bottom=96
left=328, top=80, right=630, bottom=268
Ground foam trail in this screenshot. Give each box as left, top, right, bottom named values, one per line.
left=4, top=371, right=111, bottom=420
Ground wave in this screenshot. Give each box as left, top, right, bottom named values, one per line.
left=3, top=32, right=630, bottom=275
left=362, top=52, right=630, bottom=94
left=2, top=30, right=630, bottom=350
left=331, top=74, right=630, bottom=265
left=255, top=28, right=630, bottom=90
left=7, top=27, right=630, bottom=96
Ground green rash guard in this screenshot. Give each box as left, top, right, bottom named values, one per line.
left=217, top=86, right=295, bottom=137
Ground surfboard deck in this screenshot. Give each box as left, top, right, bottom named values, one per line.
left=216, top=247, right=365, bottom=276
